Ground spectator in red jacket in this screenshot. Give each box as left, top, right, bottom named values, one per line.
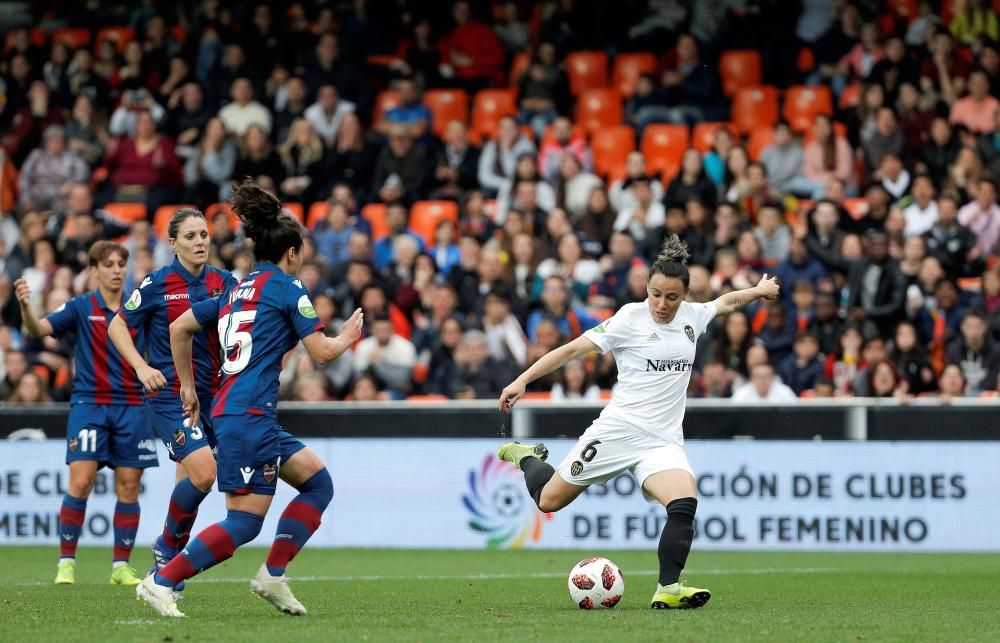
left=439, top=1, right=505, bottom=91
left=101, top=110, right=182, bottom=215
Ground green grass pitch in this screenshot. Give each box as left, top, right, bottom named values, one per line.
left=2, top=547, right=999, bottom=642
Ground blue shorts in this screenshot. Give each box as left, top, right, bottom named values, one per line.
left=213, top=414, right=305, bottom=496
left=66, top=402, right=158, bottom=469
left=147, top=394, right=216, bottom=462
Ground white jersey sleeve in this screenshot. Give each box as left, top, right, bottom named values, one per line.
left=687, top=301, right=718, bottom=337
left=583, top=303, right=641, bottom=354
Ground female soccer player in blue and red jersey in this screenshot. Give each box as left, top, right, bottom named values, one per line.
left=15, top=241, right=157, bottom=586
left=108, top=208, right=237, bottom=588
left=137, top=180, right=362, bottom=618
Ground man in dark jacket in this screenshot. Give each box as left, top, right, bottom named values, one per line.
left=774, top=236, right=831, bottom=301
left=373, top=128, right=430, bottom=205
left=430, top=120, right=480, bottom=200
left=923, top=192, right=985, bottom=278
left=945, top=308, right=1000, bottom=393
left=806, top=229, right=907, bottom=337
left=436, top=329, right=517, bottom=399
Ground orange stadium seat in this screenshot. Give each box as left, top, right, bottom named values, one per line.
left=95, top=26, right=135, bottom=53
left=539, top=123, right=586, bottom=145
left=747, top=125, right=774, bottom=161
left=565, top=51, right=609, bottom=95
left=641, top=124, right=689, bottom=180
left=52, top=28, right=91, bottom=50
left=104, top=202, right=147, bottom=222
left=842, top=197, right=870, bottom=220
left=783, top=85, right=834, bottom=132
left=283, top=202, right=305, bottom=224
left=361, top=203, right=390, bottom=241
left=591, top=125, right=636, bottom=181
left=406, top=394, right=449, bottom=402
left=612, top=52, right=658, bottom=97
left=410, top=200, right=459, bottom=247
left=374, top=89, right=401, bottom=128
left=470, top=88, right=517, bottom=143
left=731, top=86, right=779, bottom=133
left=692, top=122, right=738, bottom=154
left=152, top=204, right=197, bottom=239
left=796, top=47, right=816, bottom=72
left=509, top=51, right=531, bottom=87
left=205, top=202, right=241, bottom=233
left=839, top=83, right=862, bottom=110
left=423, top=88, right=469, bottom=137
left=4, top=27, right=46, bottom=52
left=366, top=54, right=399, bottom=67
left=719, top=49, right=762, bottom=97
left=748, top=127, right=774, bottom=161
left=306, top=201, right=330, bottom=230
left=575, top=88, right=623, bottom=133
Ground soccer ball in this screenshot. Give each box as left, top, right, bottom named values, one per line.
left=567, top=557, right=624, bottom=609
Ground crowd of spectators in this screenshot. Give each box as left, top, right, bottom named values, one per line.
left=4, top=0, right=1000, bottom=406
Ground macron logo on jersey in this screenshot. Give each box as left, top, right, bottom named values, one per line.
left=164, top=293, right=190, bottom=301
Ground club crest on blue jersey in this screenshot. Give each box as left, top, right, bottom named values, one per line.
left=263, top=463, right=277, bottom=483
left=173, top=429, right=186, bottom=446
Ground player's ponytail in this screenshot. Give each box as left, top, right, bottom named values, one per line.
left=649, top=233, right=690, bottom=289
left=230, top=177, right=303, bottom=264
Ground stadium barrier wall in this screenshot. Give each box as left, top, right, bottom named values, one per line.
left=0, top=438, right=997, bottom=551
left=4, top=399, right=1000, bottom=440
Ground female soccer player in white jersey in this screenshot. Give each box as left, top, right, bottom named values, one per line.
left=497, top=234, right=779, bottom=609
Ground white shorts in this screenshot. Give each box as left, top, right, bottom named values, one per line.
left=555, top=421, right=694, bottom=503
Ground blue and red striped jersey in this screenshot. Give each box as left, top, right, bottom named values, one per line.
left=46, top=290, right=146, bottom=405
left=191, top=262, right=325, bottom=417
left=117, top=257, right=237, bottom=401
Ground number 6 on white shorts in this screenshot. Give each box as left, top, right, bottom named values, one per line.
left=581, top=439, right=601, bottom=462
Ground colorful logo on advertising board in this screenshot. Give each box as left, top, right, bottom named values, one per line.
left=463, top=454, right=552, bottom=549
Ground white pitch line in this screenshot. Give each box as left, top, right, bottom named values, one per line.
left=16, top=567, right=837, bottom=587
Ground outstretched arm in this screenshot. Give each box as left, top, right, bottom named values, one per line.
left=169, top=309, right=204, bottom=420
left=13, top=278, right=53, bottom=337
left=711, top=273, right=781, bottom=316
left=499, top=334, right=599, bottom=410
left=301, top=308, right=364, bottom=364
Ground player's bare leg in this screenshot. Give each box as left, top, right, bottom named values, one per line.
left=498, top=442, right=587, bottom=512
left=642, top=470, right=710, bottom=609
left=251, top=448, right=331, bottom=616
left=108, top=467, right=143, bottom=585
left=55, top=461, right=98, bottom=584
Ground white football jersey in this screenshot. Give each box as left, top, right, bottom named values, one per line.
left=583, top=300, right=717, bottom=446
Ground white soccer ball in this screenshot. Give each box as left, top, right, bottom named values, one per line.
left=567, top=556, right=625, bottom=609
